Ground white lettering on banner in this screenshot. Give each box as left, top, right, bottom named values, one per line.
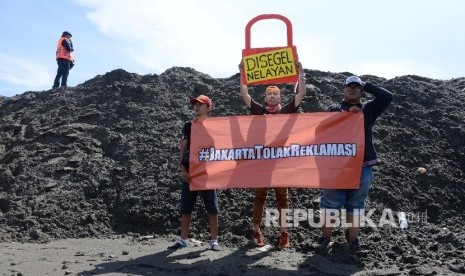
left=200, top=143, right=357, bottom=162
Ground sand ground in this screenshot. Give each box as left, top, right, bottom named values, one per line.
left=0, top=236, right=409, bottom=276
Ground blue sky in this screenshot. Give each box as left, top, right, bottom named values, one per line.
left=0, top=0, right=464, bottom=97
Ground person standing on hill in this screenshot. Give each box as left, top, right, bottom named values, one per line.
left=168, top=94, right=222, bottom=251
left=239, top=61, right=307, bottom=250
left=53, top=31, right=74, bottom=89
left=316, top=75, right=393, bottom=251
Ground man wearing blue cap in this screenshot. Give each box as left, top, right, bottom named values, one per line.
left=316, top=75, right=393, bottom=251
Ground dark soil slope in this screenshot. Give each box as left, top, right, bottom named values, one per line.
left=1, top=67, right=464, bottom=272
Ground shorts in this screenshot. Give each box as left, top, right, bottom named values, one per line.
left=180, top=181, right=219, bottom=214
left=320, top=166, right=373, bottom=214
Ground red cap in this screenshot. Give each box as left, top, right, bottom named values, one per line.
left=190, top=95, right=212, bottom=107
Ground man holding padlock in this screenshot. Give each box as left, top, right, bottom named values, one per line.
left=239, top=60, right=306, bottom=250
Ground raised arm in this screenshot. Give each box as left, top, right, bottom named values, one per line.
left=239, top=62, right=252, bottom=108
left=62, top=38, right=73, bottom=52
left=294, top=61, right=306, bottom=107
left=364, top=82, right=393, bottom=118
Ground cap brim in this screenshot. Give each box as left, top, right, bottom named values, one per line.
left=345, top=82, right=362, bottom=86
left=190, top=98, right=206, bottom=105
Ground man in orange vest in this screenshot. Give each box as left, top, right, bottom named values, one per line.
left=53, top=31, right=74, bottom=89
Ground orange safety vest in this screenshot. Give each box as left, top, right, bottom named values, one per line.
left=56, top=37, right=73, bottom=61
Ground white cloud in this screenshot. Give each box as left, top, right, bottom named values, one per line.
left=74, top=0, right=464, bottom=80
left=74, top=0, right=334, bottom=78
left=75, top=0, right=245, bottom=76
left=0, top=54, right=53, bottom=87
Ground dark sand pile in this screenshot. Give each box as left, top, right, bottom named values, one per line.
left=0, top=67, right=464, bottom=275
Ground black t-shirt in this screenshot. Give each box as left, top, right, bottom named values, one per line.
left=180, top=121, right=192, bottom=171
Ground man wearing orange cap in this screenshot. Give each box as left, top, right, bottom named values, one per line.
left=168, top=94, right=222, bottom=251
left=239, top=61, right=306, bottom=250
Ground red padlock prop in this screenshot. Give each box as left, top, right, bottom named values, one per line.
left=241, top=14, right=298, bottom=85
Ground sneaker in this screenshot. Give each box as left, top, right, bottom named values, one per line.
left=210, top=240, right=223, bottom=251
left=345, top=229, right=361, bottom=249
left=314, top=236, right=331, bottom=252
left=349, top=237, right=361, bottom=250
left=278, top=232, right=290, bottom=250
left=168, top=239, right=187, bottom=250
left=254, top=231, right=265, bottom=247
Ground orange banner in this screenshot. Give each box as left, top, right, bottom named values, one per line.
left=189, top=112, right=365, bottom=190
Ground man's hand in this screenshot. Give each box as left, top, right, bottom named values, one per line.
left=295, top=60, right=303, bottom=75
left=181, top=170, right=189, bottom=183
left=349, top=105, right=362, bottom=113
left=238, top=61, right=244, bottom=71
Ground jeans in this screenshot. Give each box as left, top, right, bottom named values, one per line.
left=53, top=59, right=71, bottom=88
left=320, top=166, right=373, bottom=214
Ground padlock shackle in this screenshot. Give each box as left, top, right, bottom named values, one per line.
left=245, top=14, right=293, bottom=50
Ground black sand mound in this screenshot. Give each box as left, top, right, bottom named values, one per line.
left=0, top=67, right=464, bottom=273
